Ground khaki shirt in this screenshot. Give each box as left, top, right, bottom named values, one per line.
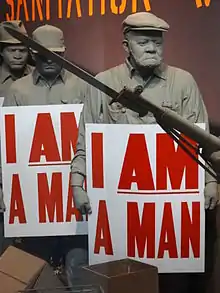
left=0, top=64, right=32, bottom=98
left=71, top=60, right=215, bottom=185
left=4, top=68, right=87, bottom=106
left=1, top=69, right=87, bottom=212
left=0, top=64, right=32, bottom=212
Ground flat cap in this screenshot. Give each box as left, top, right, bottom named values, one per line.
left=32, top=24, right=65, bottom=53
left=0, top=20, right=27, bottom=44
left=123, top=12, right=169, bottom=34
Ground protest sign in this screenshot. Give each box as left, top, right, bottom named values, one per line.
left=0, top=104, right=87, bottom=237
left=86, top=124, right=205, bottom=273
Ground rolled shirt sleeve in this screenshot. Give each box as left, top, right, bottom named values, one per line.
left=71, top=83, right=103, bottom=184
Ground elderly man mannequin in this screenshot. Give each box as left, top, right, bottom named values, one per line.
left=71, top=12, right=217, bottom=293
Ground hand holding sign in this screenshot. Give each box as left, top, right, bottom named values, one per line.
left=73, top=186, right=92, bottom=215
left=71, top=172, right=92, bottom=215
left=204, top=181, right=218, bottom=210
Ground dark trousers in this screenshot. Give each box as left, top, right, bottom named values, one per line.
left=15, top=235, right=88, bottom=266
left=206, top=205, right=220, bottom=293
left=0, top=214, right=14, bottom=255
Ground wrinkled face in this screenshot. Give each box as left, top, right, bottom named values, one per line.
left=124, top=30, right=164, bottom=69
left=35, top=52, right=64, bottom=79
left=1, top=44, right=28, bottom=70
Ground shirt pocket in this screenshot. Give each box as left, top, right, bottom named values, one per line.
left=61, top=99, right=69, bottom=104
left=161, top=100, right=181, bottom=115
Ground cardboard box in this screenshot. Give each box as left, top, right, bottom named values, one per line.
left=0, top=246, right=46, bottom=293
left=83, top=259, right=159, bottom=293
left=31, top=264, right=67, bottom=293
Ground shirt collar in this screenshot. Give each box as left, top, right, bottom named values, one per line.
left=125, top=58, right=167, bottom=80
left=32, top=68, right=66, bottom=85
left=0, top=64, right=31, bottom=84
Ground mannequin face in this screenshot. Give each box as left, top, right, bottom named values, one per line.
left=123, top=30, right=164, bottom=69
left=34, top=52, right=64, bottom=79
left=1, top=44, right=28, bottom=70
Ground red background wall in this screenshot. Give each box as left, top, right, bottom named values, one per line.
left=1, top=0, right=220, bottom=130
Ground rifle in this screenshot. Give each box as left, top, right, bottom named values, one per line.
left=3, top=24, right=220, bottom=179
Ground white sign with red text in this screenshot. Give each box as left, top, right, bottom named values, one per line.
left=0, top=104, right=88, bottom=237
left=86, top=124, right=205, bottom=273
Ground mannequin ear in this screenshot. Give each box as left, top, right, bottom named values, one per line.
left=123, top=39, right=129, bottom=54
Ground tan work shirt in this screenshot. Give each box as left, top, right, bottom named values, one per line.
left=1, top=68, right=87, bottom=212
left=4, top=68, right=87, bottom=106
left=0, top=64, right=32, bottom=97
left=71, top=60, right=215, bottom=184
left=0, top=64, right=32, bottom=212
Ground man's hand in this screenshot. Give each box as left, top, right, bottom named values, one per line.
left=72, top=186, right=92, bottom=215
left=204, top=181, right=218, bottom=210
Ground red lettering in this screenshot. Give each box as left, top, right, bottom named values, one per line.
left=6, top=0, right=15, bottom=20
left=29, top=113, right=61, bottom=163
left=92, top=133, right=104, bottom=188
left=158, top=203, right=178, bottom=258
left=127, top=202, right=155, bottom=258
left=5, top=114, right=17, bottom=163
left=9, top=174, right=26, bottom=224
left=181, top=202, right=200, bottom=258
left=94, top=200, right=113, bottom=255
left=38, top=173, right=63, bottom=223
left=61, top=112, right=78, bottom=161
left=118, top=134, right=155, bottom=190
left=66, top=174, right=83, bottom=222
left=156, top=134, right=198, bottom=190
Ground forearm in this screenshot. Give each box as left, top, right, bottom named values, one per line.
left=71, top=151, right=86, bottom=186
left=205, top=167, right=217, bottom=184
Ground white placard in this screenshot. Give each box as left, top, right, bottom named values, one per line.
left=86, top=124, right=205, bottom=273
left=0, top=104, right=88, bottom=237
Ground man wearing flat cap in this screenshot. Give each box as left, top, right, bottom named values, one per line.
left=71, top=11, right=217, bottom=293
left=3, top=24, right=88, bottom=271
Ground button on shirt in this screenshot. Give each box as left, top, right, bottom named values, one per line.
left=71, top=59, right=214, bottom=184
left=3, top=68, right=87, bottom=106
